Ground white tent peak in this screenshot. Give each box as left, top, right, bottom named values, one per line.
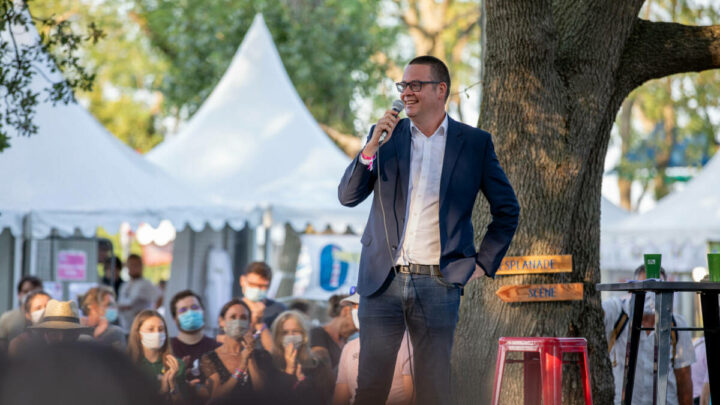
left=0, top=13, right=252, bottom=238
left=148, top=13, right=368, bottom=232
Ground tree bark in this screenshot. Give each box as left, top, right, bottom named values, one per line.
left=453, top=1, right=720, bottom=404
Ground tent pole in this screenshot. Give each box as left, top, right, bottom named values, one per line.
left=263, top=208, right=272, bottom=262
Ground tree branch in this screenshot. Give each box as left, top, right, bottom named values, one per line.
left=318, top=123, right=362, bottom=158
left=617, top=19, right=720, bottom=96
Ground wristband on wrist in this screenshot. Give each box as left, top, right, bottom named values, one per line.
left=360, top=152, right=375, bottom=161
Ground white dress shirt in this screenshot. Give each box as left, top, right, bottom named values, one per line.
left=359, top=115, right=448, bottom=265
left=395, top=115, right=448, bottom=265
left=603, top=297, right=696, bottom=405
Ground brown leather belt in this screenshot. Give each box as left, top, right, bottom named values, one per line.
left=395, top=263, right=441, bottom=276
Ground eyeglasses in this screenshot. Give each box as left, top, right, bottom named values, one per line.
left=395, top=80, right=440, bottom=92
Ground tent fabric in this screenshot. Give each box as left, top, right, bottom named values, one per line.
left=147, top=14, right=369, bottom=233
left=0, top=14, right=255, bottom=238
left=601, top=154, right=720, bottom=271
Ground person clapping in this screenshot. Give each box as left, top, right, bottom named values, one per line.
left=127, top=310, right=187, bottom=403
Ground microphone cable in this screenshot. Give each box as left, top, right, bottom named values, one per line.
left=376, top=127, right=431, bottom=405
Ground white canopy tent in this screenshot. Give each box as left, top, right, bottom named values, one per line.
left=601, top=154, right=720, bottom=272
left=0, top=14, right=255, bottom=304
left=147, top=14, right=369, bottom=234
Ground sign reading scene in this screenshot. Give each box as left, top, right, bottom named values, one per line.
left=495, top=255, right=573, bottom=275
left=496, top=283, right=583, bottom=303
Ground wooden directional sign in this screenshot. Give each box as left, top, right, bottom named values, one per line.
left=495, top=255, right=573, bottom=276
left=496, top=283, right=583, bottom=303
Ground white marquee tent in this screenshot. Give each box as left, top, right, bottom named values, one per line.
left=0, top=14, right=254, bottom=279
left=601, top=154, right=720, bottom=272
left=147, top=14, right=369, bottom=233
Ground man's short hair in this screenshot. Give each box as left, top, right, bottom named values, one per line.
left=127, top=254, right=142, bottom=263
left=634, top=265, right=667, bottom=280
left=170, top=290, right=204, bottom=319
left=244, top=261, right=272, bottom=281
left=17, top=276, right=42, bottom=293
left=408, top=55, right=451, bottom=101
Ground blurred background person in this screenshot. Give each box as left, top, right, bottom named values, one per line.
left=102, top=256, right=124, bottom=297
left=0, top=342, right=162, bottom=405
left=8, top=290, right=51, bottom=356
left=80, top=286, right=125, bottom=349
left=240, top=262, right=286, bottom=331
left=200, top=298, right=274, bottom=402
left=127, top=309, right=187, bottom=403
left=271, top=310, right=334, bottom=405
left=332, top=293, right=413, bottom=405
left=118, top=254, right=159, bottom=332
left=311, top=294, right=357, bottom=372
left=0, top=276, right=43, bottom=353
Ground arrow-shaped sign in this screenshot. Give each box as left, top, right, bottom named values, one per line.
left=496, top=283, right=583, bottom=303
left=495, top=255, right=573, bottom=275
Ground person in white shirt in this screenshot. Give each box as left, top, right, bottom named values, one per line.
left=332, top=293, right=413, bottom=405
left=118, top=254, right=158, bottom=332
left=603, top=266, right=695, bottom=405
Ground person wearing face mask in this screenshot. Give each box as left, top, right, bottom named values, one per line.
left=240, top=262, right=287, bottom=344
left=169, top=290, right=220, bottom=368
left=8, top=290, right=51, bottom=356
left=333, top=293, right=414, bottom=405
left=127, top=309, right=187, bottom=403
left=310, top=294, right=358, bottom=372
left=199, top=298, right=275, bottom=402
left=271, top=310, right=335, bottom=405
left=0, top=276, right=43, bottom=353
left=80, top=286, right=125, bottom=349
left=603, top=265, right=695, bottom=405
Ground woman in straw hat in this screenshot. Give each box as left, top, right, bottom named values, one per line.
left=127, top=309, right=187, bottom=403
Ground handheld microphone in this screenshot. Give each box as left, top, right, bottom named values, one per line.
left=378, top=100, right=405, bottom=145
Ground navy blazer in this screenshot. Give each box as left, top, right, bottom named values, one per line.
left=338, top=117, right=519, bottom=296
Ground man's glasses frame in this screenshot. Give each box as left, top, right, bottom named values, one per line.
left=395, top=80, right=441, bottom=93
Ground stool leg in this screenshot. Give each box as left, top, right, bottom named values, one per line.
left=541, top=345, right=562, bottom=405
left=492, top=345, right=508, bottom=405
left=524, top=352, right=542, bottom=405
left=580, top=346, right=593, bottom=405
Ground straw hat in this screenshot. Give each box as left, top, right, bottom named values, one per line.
left=30, top=299, right=92, bottom=332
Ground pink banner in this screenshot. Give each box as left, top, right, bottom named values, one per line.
left=57, top=250, right=87, bottom=281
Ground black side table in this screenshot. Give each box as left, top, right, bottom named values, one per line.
left=597, top=281, right=719, bottom=405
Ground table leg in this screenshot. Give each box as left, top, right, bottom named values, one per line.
left=622, top=291, right=645, bottom=405
left=700, top=292, right=719, bottom=405
left=653, top=292, right=673, bottom=405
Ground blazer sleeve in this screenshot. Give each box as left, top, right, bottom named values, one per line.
left=475, top=133, right=520, bottom=278
left=338, top=127, right=376, bottom=207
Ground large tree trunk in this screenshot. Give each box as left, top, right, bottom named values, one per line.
left=452, top=1, right=720, bottom=404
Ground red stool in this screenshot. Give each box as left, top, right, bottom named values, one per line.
left=491, top=337, right=593, bottom=405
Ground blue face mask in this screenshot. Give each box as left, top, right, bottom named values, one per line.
left=104, top=307, right=118, bottom=323
left=178, top=309, right=205, bottom=332
left=244, top=287, right=268, bottom=302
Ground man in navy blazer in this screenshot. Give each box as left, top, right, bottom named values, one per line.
left=338, top=56, right=519, bottom=405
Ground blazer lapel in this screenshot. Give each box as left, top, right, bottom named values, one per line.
left=439, top=117, right=464, bottom=208
left=394, top=120, right=411, bottom=206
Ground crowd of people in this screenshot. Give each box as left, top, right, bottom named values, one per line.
left=0, top=255, right=714, bottom=404
left=0, top=259, right=414, bottom=405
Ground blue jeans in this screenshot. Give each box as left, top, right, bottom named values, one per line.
left=355, top=270, right=461, bottom=405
